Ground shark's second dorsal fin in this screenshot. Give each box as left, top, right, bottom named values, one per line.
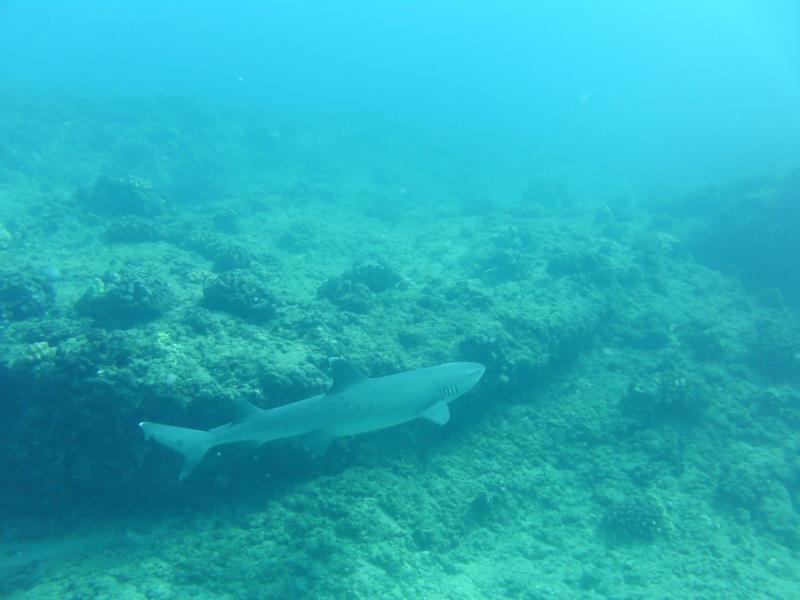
left=329, top=358, right=367, bottom=393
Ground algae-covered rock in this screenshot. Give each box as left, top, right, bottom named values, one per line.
left=212, top=208, right=241, bottom=234
left=316, top=278, right=372, bottom=313
left=76, top=175, right=167, bottom=217
left=442, top=281, right=493, bottom=310
left=547, top=249, right=621, bottom=286
left=54, top=330, right=140, bottom=379
left=478, top=250, right=531, bottom=283
left=0, top=270, right=56, bottom=320
left=678, top=321, right=724, bottom=361
left=8, top=340, right=57, bottom=373
left=177, top=226, right=260, bottom=272
left=76, top=268, right=173, bottom=327
left=103, top=216, right=165, bottom=243
left=277, top=222, right=317, bottom=252
left=601, top=494, right=669, bottom=542
left=346, top=259, right=403, bottom=293
left=317, top=260, right=403, bottom=313
left=621, top=372, right=709, bottom=425
left=202, top=269, right=278, bottom=323
left=613, top=311, right=672, bottom=350
left=211, top=243, right=253, bottom=273
left=717, top=456, right=800, bottom=548
left=682, top=170, right=800, bottom=308
left=632, top=230, right=684, bottom=268
left=459, top=326, right=547, bottom=389
left=717, top=463, right=767, bottom=511
left=748, top=318, right=800, bottom=382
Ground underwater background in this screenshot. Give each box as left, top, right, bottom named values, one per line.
left=1, top=1, right=799, bottom=598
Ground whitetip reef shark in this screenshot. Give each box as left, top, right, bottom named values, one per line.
left=140, top=359, right=486, bottom=480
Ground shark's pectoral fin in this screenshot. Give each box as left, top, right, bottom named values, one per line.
left=419, top=402, right=450, bottom=426
left=296, top=430, right=336, bottom=456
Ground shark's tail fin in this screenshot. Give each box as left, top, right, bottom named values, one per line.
left=139, top=421, right=215, bottom=480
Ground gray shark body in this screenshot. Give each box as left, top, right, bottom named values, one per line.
left=140, top=359, right=486, bottom=479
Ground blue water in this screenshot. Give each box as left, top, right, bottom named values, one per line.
left=3, top=1, right=799, bottom=187
left=1, top=2, right=799, bottom=598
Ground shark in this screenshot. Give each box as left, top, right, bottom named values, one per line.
left=140, top=359, right=486, bottom=480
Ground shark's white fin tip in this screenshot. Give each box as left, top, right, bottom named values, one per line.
left=139, top=421, right=154, bottom=440
left=139, top=421, right=214, bottom=480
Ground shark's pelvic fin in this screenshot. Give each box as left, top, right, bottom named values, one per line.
left=139, top=422, right=214, bottom=480
left=419, top=402, right=450, bottom=426
left=329, top=358, right=368, bottom=393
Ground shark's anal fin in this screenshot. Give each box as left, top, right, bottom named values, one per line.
left=419, top=402, right=450, bottom=426
left=329, top=358, right=367, bottom=394
left=296, top=430, right=335, bottom=456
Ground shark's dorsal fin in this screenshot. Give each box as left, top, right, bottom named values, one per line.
left=232, top=398, right=262, bottom=421
left=329, top=358, right=367, bottom=394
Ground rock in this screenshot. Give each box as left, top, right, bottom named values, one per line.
left=277, top=222, right=317, bottom=253
left=347, top=259, right=403, bottom=293
left=478, top=250, right=531, bottom=282
left=620, top=373, right=709, bottom=425
left=103, top=216, right=164, bottom=243
left=0, top=271, right=56, bottom=320
left=212, top=209, right=240, bottom=234
left=317, top=260, right=403, bottom=313
left=76, top=268, right=172, bottom=327
left=602, top=494, right=668, bottom=542
left=211, top=243, right=253, bottom=273
left=76, top=175, right=167, bottom=217
left=202, top=269, right=277, bottom=323
left=748, top=318, right=800, bottom=382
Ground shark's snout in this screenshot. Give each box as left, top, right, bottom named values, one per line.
left=467, top=363, right=486, bottom=378
left=460, top=362, right=486, bottom=388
